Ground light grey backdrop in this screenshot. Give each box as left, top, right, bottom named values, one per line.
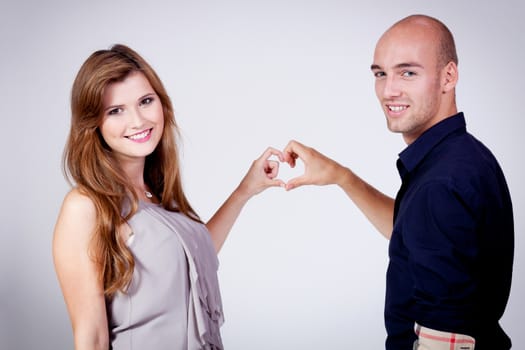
left=1, top=0, right=523, bottom=349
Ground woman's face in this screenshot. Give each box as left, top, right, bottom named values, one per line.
left=99, top=71, right=164, bottom=166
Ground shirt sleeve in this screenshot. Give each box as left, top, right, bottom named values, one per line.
left=404, top=179, right=480, bottom=334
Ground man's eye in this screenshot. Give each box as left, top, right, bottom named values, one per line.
left=402, top=71, right=416, bottom=77
left=374, top=71, right=386, bottom=78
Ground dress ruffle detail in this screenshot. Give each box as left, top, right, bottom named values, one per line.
left=147, top=207, right=224, bottom=349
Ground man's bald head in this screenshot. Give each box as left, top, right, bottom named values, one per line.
left=383, top=14, right=458, bottom=69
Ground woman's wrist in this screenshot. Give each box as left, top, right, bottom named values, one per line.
left=231, top=183, right=253, bottom=204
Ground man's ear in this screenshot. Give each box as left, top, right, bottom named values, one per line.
left=442, top=61, right=458, bottom=93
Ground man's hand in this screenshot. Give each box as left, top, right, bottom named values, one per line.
left=282, top=140, right=346, bottom=190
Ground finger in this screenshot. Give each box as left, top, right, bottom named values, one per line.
left=285, top=153, right=297, bottom=168
left=285, top=175, right=308, bottom=191
left=268, top=178, right=286, bottom=188
left=265, top=160, right=280, bottom=177
left=283, top=140, right=305, bottom=166
left=283, top=149, right=297, bottom=168
left=283, top=139, right=305, bottom=153
left=260, top=147, right=284, bottom=163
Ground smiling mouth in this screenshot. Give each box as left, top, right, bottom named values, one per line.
left=387, top=105, right=408, bottom=112
left=126, top=128, right=152, bottom=141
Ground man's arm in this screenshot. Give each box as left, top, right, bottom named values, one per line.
left=283, top=140, right=394, bottom=239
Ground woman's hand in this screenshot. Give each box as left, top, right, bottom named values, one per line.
left=206, top=147, right=285, bottom=253
left=236, top=147, right=285, bottom=199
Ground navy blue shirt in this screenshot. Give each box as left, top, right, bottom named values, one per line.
left=385, top=113, right=514, bottom=350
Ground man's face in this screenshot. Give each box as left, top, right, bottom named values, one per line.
left=371, top=24, right=445, bottom=144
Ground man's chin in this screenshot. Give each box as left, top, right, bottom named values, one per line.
left=386, top=121, right=404, bottom=134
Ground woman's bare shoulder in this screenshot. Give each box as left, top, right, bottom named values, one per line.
left=62, top=188, right=96, bottom=211
left=54, top=188, right=98, bottom=243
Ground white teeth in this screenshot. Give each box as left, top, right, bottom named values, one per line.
left=388, top=105, right=407, bottom=112
left=128, top=129, right=150, bottom=140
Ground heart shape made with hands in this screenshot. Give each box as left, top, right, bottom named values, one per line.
left=270, top=154, right=305, bottom=186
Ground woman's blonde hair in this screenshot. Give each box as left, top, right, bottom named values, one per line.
left=64, top=44, right=200, bottom=296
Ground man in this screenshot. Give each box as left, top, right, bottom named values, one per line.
left=283, top=15, right=514, bottom=349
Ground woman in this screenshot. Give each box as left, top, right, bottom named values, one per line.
left=52, top=44, right=284, bottom=350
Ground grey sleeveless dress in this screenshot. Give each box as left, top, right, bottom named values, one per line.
left=106, top=201, right=224, bottom=349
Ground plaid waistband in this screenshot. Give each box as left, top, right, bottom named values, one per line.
left=414, top=323, right=475, bottom=350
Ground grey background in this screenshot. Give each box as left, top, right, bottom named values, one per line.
left=1, top=0, right=523, bottom=349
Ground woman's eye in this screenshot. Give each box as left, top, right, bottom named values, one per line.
left=108, top=107, right=122, bottom=115
left=140, top=97, right=153, bottom=106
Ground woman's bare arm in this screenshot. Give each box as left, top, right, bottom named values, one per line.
left=53, top=189, right=109, bottom=350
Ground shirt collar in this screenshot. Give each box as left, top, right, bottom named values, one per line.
left=397, top=112, right=466, bottom=179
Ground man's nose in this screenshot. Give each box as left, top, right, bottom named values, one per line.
left=382, top=75, right=402, bottom=98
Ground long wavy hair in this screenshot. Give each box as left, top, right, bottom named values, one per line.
left=64, top=44, right=200, bottom=296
